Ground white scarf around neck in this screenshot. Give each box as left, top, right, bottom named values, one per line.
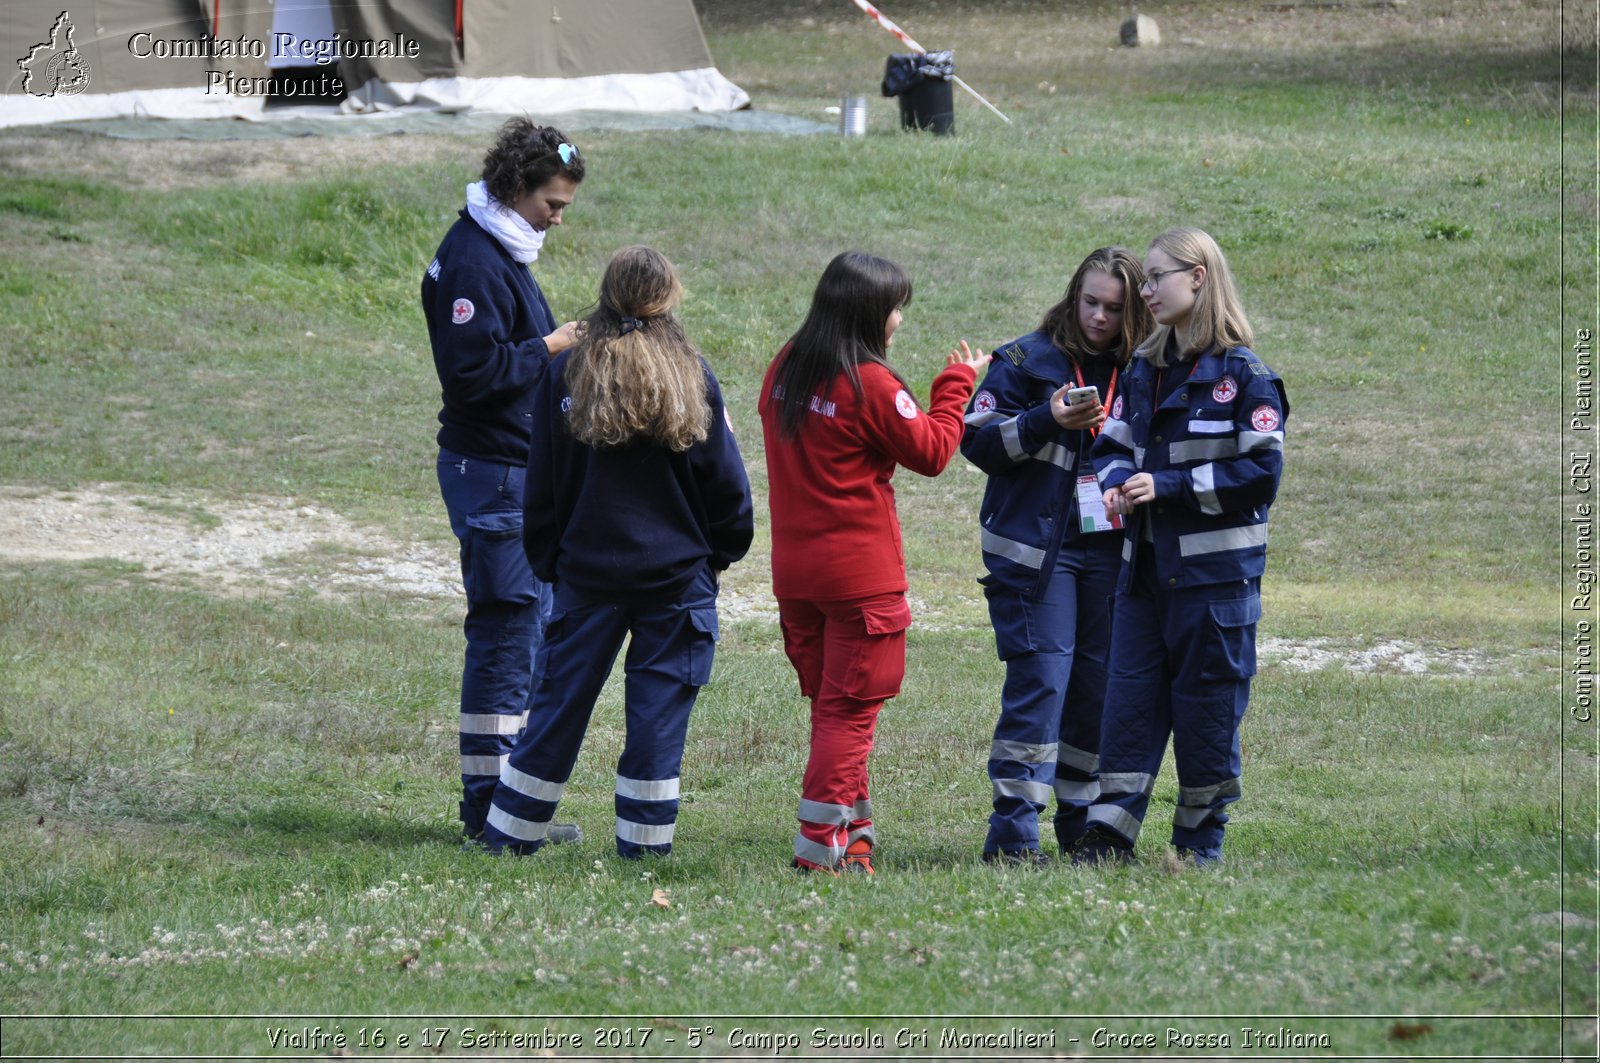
left=465, top=181, right=545, bottom=264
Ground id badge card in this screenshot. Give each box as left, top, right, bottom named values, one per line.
left=1077, top=474, right=1122, bottom=533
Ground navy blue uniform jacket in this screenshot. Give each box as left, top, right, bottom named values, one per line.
left=422, top=211, right=557, bottom=465
left=524, top=353, right=755, bottom=603
left=1092, top=345, right=1288, bottom=591
left=961, top=330, right=1119, bottom=598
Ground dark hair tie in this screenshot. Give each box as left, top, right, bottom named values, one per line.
left=619, top=316, right=644, bottom=335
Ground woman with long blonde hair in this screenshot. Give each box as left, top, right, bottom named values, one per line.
left=1077, top=227, right=1288, bottom=868
left=480, top=245, right=754, bottom=859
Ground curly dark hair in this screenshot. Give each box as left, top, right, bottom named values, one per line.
left=480, top=118, right=585, bottom=207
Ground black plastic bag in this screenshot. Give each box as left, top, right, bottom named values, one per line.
left=881, top=50, right=954, bottom=97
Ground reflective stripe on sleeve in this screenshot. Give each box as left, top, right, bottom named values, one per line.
left=1099, top=417, right=1134, bottom=447
left=1191, top=462, right=1222, bottom=516
left=965, top=408, right=1006, bottom=427
left=999, top=416, right=1028, bottom=462
left=1238, top=429, right=1284, bottom=453
left=1034, top=442, right=1074, bottom=471
left=1098, top=458, right=1136, bottom=485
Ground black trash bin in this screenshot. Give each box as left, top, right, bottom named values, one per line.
left=882, top=51, right=955, bottom=135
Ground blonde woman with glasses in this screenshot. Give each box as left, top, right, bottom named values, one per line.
left=1074, top=227, right=1289, bottom=868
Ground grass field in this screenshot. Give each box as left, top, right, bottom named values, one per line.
left=0, top=0, right=1594, bottom=1057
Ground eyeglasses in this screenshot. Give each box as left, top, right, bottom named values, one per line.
left=1139, top=266, right=1193, bottom=292
left=557, top=142, right=578, bottom=165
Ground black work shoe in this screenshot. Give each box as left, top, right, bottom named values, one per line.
left=1174, top=846, right=1222, bottom=868
left=982, top=848, right=1052, bottom=869
left=1070, top=827, right=1135, bottom=866
left=545, top=822, right=583, bottom=844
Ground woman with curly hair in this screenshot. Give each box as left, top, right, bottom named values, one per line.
left=421, top=119, right=588, bottom=843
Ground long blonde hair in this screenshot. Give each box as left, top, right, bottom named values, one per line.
left=564, top=246, right=710, bottom=452
left=1140, top=227, right=1254, bottom=367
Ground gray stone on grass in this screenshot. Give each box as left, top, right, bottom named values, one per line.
left=1120, top=14, right=1161, bottom=47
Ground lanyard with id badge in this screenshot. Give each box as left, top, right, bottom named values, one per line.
left=1070, top=363, right=1121, bottom=534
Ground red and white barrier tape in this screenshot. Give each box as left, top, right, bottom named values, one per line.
left=847, top=0, right=1012, bottom=122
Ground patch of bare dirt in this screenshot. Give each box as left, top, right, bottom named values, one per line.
left=0, top=483, right=457, bottom=597
left=1259, top=635, right=1529, bottom=676
left=0, top=130, right=468, bottom=192
left=0, top=482, right=783, bottom=620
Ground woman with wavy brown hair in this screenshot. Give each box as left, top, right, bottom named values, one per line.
left=961, top=247, right=1153, bottom=866
left=479, top=246, right=754, bottom=859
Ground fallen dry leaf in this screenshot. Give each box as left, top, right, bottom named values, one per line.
left=650, top=888, right=671, bottom=909
left=1388, top=1022, right=1432, bottom=1041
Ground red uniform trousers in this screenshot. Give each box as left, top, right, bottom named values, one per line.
left=778, top=592, right=912, bottom=868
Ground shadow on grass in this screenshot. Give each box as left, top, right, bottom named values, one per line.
left=210, top=800, right=455, bottom=851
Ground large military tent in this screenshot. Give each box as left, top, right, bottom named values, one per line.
left=1, top=0, right=748, bottom=128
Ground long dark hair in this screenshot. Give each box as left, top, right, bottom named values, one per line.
left=1039, top=246, right=1152, bottom=369
left=772, top=251, right=911, bottom=439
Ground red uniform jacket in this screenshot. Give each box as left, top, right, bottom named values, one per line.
left=760, top=355, right=977, bottom=602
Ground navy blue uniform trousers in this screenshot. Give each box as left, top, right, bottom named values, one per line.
left=983, top=536, right=1120, bottom=856
left=481, top=567, right=719, bottom=857
left=438, top=448, right=554, bottom=837
left=1089, top=543, right=1259, bottom=861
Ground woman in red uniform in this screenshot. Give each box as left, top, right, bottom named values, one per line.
left=759, top=251, right=988, bottom=874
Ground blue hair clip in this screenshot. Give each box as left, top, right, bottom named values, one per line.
left=557, top=142, right=578, bottom=165
left=619, top=316, right=643, bottom=335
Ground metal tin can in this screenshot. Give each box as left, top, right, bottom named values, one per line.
left=840, top=94, right=868, bottom=137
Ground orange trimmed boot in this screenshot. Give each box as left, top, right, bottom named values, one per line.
left=841, top=838, right=875, bottom=875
